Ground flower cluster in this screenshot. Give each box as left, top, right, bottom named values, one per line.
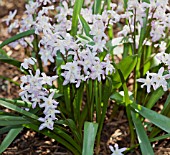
left=156, top=51, right=170, bottom=69
left=116, top=0, right=170, bottom=50
left=61, top=48, right=115, bottom=87
left=137, top=67, right=170, bottom=93
left=6, top=0, right=170, bottom=132
left=38, top=91, right=60, bottom=130
left=20, top=58, right=59, bottom=130
left=3, top=0, right=57, bottom=48
left=138, top=40, right=170, bottom=93
left=4, top=0, right=170, bottom=64
left=36, top=1, right=117, bottom=86
left=3, top=0, right=122, bottom=64
left=4, top=0, right=119, bottom=130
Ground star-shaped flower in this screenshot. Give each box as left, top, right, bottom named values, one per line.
left=109, top=144, right=126, bottom=155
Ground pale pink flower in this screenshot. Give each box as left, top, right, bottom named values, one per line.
left=38, top=117, right=54, bottom=130
left=8, top=19, right=19, bottom=33
left=25, top=1, right=40, bottom=14
left=3, top=9, right=17, bottom=26
left=39, top=47, right=55, bottom=66
left=21, top=57, right=37, bottom=69
left=137, top=71, right=153, bottom=93
left=87, top=39, right=106, bottom=52
left=41, top=72, right=58, bottom=86
left=152, top=67, right=170, bottom=91
left=90, top=61, right=105, bottom=82
left=38, top=0, right=52, bottom=5
left=109, top=144, right=126, bottom=155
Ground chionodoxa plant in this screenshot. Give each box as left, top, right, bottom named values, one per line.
left=0, top=0, right=170, bottom=154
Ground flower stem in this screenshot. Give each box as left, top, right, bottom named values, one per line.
left=33, top=34, right=43, bottom=72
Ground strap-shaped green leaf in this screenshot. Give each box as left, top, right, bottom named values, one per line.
left=71, top=0, right=84, bottom=36
left=112, top=55, right=137, bottom=89
left=24, top=123, right=81, bottom=155
left=131, top=103, right=170, bottom=133
left=0, top=29, right=35, bottom=48
left=0, top=116, right=30, bottom=126
left=123, top=0, right=128, bottom=9
left=149, top=93, right=170, bottom=138
left=150, top=133, right=170, bottom=142
left=0, top=58, right=21, bottom=68
left=93, top=0, right=102, bottom=14
left=131, top=111, right=154, bottom=155
left=0, top=126, right=21, bottom=135
left=0, top=127, right=23, bottom=153
left=82, top=122, right=98, bottom=155
left=0, top=98, right=31, bottom=108
left=146, top=87, right=164, bottom=109
left=59, top=119, right=82, bottom=144
left=0, top=100, right=38, bottom=120
left=0, top=49, right=21, bottom=68
left=138, top=11, right=149, bottom=50
left=79, top=15, right=91, bottom=37
left=142, top=0, right=150, bottom=3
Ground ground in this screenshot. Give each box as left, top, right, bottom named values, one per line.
left=0, top=0, right=170, bottom=155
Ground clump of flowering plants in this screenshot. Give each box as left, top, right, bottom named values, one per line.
left=1, top=0, right=170, bottom=154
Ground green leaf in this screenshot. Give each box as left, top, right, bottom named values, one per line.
left=71, top=0, right=84, bottom=36
left=143, top=46, right=152, bottom=74
left=149, top=93, right=170, bottom=138
left=123, top=0, right=128, bottom=9
left=76, top=34, right=93, bottom=44
left=0, top=75, right=20, bottom=86
left=110, top=92, right=124, bottom=103
left=110, top=91, right=133, bottom=105
left=161, top=93, right=170, bottom=114
left=145, top=87, right=164, bottom=109
left=0, top=110, right=14, bottom=116
left=131, top=103, right=170, bottom=133
left=0, top=98, right=31, bottom=108
left=112, top=55, right=137, bottom=89
left=24, top=123, right=81, bottom=155
left=142, top=0, right=150, bottom=3
left=150, top=133, right=170, bottom=142
left=0, top=127, right=23, bottom=153
left=79, top=15, right=92, bottom=37
left=123, top=43, right=132, bottom=58
left=53, top=93, right=63, bottom=99
left=0, top=49, right=8, bottom=57
left=138, top=10, right=149, bottom=50
left=0, top=49, right=21, bottom=68
left=82, top=122, right=98, bottom=155
left=94, top=80, right=101, bottom=123
left=102, top=77, right=113, bottom=102
left=0, top=58, right=21, bottom=68
left=53, top=127, right=82, bottom=153
left=79, top=104, right=88, bottom=131
left=0, top=115, right=27, bottom=121
left=58, top=119, right=82, bottom=144
left=113, top=64, right=135, bottom=144
left=0, top=116, right=30, bottom=126
left=0, top=100, right=38, bottom=120
left=93, top=0, right=102, bottom=14
left=73, top=83, right=84, bottom=126
left=131, top=111, right=154, bottom=155
left=95, top=78, right=112, bottom=149
left=0, top=126, right=21, bottom=135
left=56, top=52, right=64, bottom=69
left=0, top=29, right=35, bottom=48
